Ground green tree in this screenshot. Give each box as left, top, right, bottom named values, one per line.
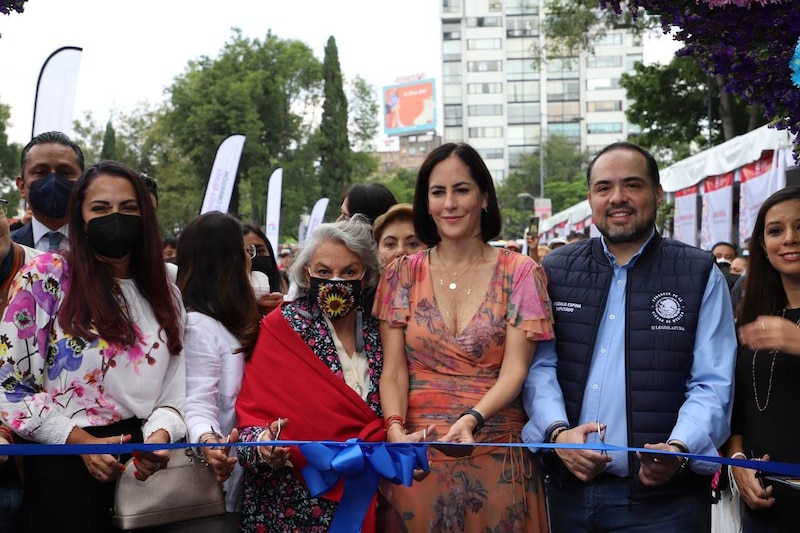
left=348, top=75, right=379, bottom=152
left=0, top=101, right=22, bottom=213
left=496, top=135, right=590, bottom=238
left=318, top=36, right=352, bottom=220
left=72, top=111, right=105, bottom=164
left=163, top=29, right=323, bottom=240
left=382, top=167, right=417, bottom=205
left=621, top=56, right=765, bottom=163
left=99, top=120, right=118, bottom=161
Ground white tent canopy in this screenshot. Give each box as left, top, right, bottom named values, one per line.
left=659, top=124, right=793, bottom=193
left=540, top=199, right=591, bottom=233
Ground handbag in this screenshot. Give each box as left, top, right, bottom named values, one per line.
left=113, top=447, right=226, bottom=530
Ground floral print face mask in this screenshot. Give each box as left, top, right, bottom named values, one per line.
left=308, top=276, right=361, bottom=321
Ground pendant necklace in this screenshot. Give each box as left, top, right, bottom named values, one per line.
left=436, top=247, right=483, bottom=290
left=752, top=308, right=800, bottom=412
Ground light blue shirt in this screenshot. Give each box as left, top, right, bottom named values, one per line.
left=523, top=231, right=736, bottom=476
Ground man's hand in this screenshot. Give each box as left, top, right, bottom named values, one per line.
left=554, top=422, right=612, bottom=482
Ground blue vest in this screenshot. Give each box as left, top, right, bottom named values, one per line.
left=542, top=233, right=714, bottom=497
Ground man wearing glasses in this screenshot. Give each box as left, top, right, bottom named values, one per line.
left=0, top=196, right=41, bottom=531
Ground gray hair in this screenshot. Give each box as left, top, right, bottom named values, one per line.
left=289, top=214, right=380, bottom=294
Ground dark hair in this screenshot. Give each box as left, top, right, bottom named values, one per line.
left=20, top=131, right=85, bottom=176
left=710, top=241, right=738, bottom=256
left=242, top=223, right=284, bottom=293
left=737, top=187, right=800, bottom=325
left=343, top=183, right=397, bottom=223
left=412, top=142, right=502, bottom=246
left=141, top=173, right=159, bottom=205
left=59, top=160, right=183, bottom=354
left=586, top=141, right=660, bottom=187
left=163, top=236, right=178, bottom=249
left=177, top=212, right=260, bottom=353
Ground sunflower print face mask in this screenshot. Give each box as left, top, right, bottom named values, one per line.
left=309, top=276, right=362, bottom=320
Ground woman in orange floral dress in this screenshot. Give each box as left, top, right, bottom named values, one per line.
left=375, top=143, right=554, bottom=532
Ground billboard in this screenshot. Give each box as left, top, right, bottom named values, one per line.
left=383, top=78, right=437, bottom=136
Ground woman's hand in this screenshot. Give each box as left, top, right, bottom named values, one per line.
left=731, top=454, right=775, bottom=510
left=201, top=428, right=240, bottom=482
left=132, top=429, right=171, bottom=481
left=256, top=418, right=292, bottom=471
left=79, top=433, right=133, bottom=483
left=739, top=315, right=800, bottom=356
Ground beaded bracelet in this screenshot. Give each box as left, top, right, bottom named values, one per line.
left=384, top=415, right=407, bottom=434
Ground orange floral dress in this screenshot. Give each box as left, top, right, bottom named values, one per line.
left=374, top=248, right=554, bottom=533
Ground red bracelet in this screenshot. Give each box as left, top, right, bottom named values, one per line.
left=0, top=426, right=14, bottom=444
left=384, top=415, right=406, bottom=433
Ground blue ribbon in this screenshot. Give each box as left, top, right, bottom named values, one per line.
left=299, top=438, right=429, bottom=533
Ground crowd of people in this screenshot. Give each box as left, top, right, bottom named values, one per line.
left=0, top=131, right=794, bottom=533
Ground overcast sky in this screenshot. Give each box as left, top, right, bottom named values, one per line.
left=0, top=1, right=679, bottom=146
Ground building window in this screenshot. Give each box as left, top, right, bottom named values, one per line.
left=508, top=102, right=540, bottom=124
left=443, top=30, right=461, bottom=40
left=587, top=55, right=622, bottom=68
left=468, top=126, right=504, bottom=138
left=587, top=78, right=621, bottom=90
left=443, top=40, right=462, bottom=61
left=488, top=1, right=503, bottom=12
left=468, top=60, right=502, bottom=73
left=506, top=16, right=538, bottom=38
left=547, top=101, right=581, bottom=122
left=443, top=0, right=462, bottom=14
left=548, top=122, right=581, bottom=142
left=507, top=81, right=539, bottom=102
left=444, top=105, right=463, bottom=127
left=490, top=169, right=505, bottom=182
left=479, top=148, right=504, bottom=159
left=444, top=126, right=464, bottom=142
left=468, top=104, right=503, bottom=116
left=507, top=125, right=540, bottom=145
left=506, top=58, right=538, bottom=81
left=469, top=82, right=503, bottom=95
left=443, top=84, right=463, bottom=104
left=547, top=80, right=580, bottom=101
left=594, top=32, right=622, bottom=45
left=467, top=38, right=502, bottom=50
left=506, top=37, right=536, bottom=59
left=508, top=145, right=535, bottom=168
left=467, top=16, right=502, bottom=27
left=587, top=100, right=622, bottom=112
left=443, top=61, right=462, bottom=84
left=547, top=57, right=580, bottom=79
left=626, top=54, right=643, bottom=72
left=505, top=0, right=538, bottom=15
left=587, top=122, right=623, bottom=134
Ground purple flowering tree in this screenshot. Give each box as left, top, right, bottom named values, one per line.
left=0, top=0, right=25, bottom=15
left=599, top=0, right=800, bottom=149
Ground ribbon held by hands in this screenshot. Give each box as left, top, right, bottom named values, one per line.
left=300, top=439, right=429, bottom=533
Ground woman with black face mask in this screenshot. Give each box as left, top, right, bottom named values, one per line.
left=0, top=160, right=186, bottom=532
left=234, top=216, right=385, bottom=533
left=242, top=223, right=285, bottom=315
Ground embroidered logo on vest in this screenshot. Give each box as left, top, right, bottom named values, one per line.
left=651, top=292, right=686, bottom=331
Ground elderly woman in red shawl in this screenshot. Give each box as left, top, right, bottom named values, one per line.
left=235, top=216, right=384, bottom=533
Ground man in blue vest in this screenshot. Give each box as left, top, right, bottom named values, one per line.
left=523, top=142, right=736, bottom=532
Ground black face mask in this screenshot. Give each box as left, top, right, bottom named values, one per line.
left=250, top=256, right=273, bottom=276
left=309, top=276, right=362, bottom=321
left=28, top=172, right=74, bottom=219
left=86, top=213, right=143, bottom=259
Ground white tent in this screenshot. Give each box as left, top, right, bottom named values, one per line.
left=539, top=199, right=591, bottom=234
left=659, top=124, right=793, bottom=192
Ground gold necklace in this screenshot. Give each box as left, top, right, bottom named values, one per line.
left=752, top=308, right=800, bottom=412
left=435, top=247, right=483, bottom=290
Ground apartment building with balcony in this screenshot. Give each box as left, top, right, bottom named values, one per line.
left=440, top=0, right=643, bottom=182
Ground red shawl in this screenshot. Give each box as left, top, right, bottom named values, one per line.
left=235, top=304, right=383, bottom=531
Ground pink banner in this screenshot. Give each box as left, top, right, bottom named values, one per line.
left=700, top=172, right=734, bottom=250
left=673, top=185, right=698, bottom=247
left=739, top=151, right=776, bottom=248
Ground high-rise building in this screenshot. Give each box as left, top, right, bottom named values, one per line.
left=440, top=0, right=643, bottom=183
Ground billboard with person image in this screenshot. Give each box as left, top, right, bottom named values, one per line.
left=383, top=78, right=437, bottom=136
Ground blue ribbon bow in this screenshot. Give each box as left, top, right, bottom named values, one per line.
left=300, top=438, right=429, bottom=533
